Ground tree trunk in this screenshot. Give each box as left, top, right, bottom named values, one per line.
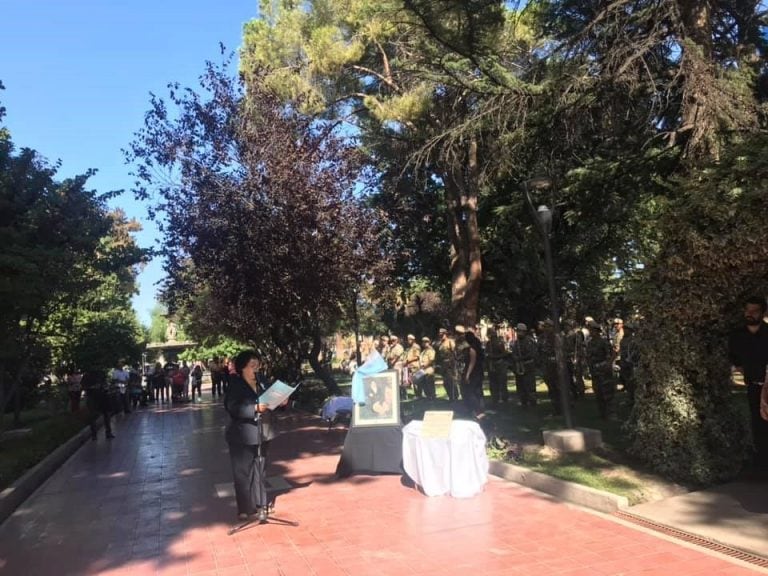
left=463, top=139, right=482, bottom=326
left=677, top=0, right=718, bottom=161
left=13, top=381, right=21, bottom=427
left=0, top=366, right=24, bottom=420
left=307, top=332, right=341, bottom=395
left=0, top=364, right=4, bottom=429
left=442, top=141, right=482, bottom=328
left=446, top=181, right=467, bottom=323
left=1, top=318, right=35, bottom=427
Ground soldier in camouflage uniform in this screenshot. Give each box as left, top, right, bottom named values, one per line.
left=586, top=320, right=616, bottom=419
left=377, top=334, right=390, bottom=359
left=387, top=335, right=406, bottom=399
left=419, top=336, right=437, bottom=400
left=404, top=334, right=422, bottom=397
left=618, top=324, right=639, bottom=404
left=486, top=326, right=509, bottom=405
left=510, top=323, right=538, bottom=407
left=454, top=328, right=470, bottom=401
left=538, top=320, right=562, bottom=415
left=564, top=320, right=586, bottom=400
left=386, top=335, right=404, bottom=369
left=436, top=328, right=459, bottom=401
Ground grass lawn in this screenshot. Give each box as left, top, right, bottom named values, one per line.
left=0, top=407, right=91, bottom=491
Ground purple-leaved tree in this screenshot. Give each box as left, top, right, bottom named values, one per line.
left=126, top=57, right=390, bottom=392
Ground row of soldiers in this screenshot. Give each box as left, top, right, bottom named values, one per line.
left=376, top=318, right=638, bottom=420
left=498, top=318, right=638, bottom=419
left=376, top=330, right=469, bottom=401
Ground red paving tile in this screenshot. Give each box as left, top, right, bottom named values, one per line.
left=0, top=397, right=765, bottom=576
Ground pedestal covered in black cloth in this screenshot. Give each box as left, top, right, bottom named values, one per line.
left=335, top=425, right=403, bottom=478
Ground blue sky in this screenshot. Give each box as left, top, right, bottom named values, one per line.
left=1, top=0, right=257, bottom=325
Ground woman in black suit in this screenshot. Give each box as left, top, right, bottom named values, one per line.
left=225, top=350, right=278, bottom=522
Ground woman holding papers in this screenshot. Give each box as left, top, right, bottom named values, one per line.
left=224, top=350, right=278, bottom=523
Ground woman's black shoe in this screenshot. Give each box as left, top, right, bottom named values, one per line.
left=257, top=508, right=268, bottom=523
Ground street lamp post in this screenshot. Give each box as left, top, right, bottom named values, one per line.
left=352, top=288, right=362, bottom=366
left=525, top=180, right=574, bottom=428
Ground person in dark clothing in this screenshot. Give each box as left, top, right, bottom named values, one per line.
left=538, top=320, right=562, bottom=415
left=221, top=357, right=233, bottom=395
left=618, top=324, right=639, bottom=404
left=486, top=327, right=509, bottom=405
left=511, top=323, right=538, bottom=407
left=191, top=362, right=203, bottom=402
left=151, top=363, right=166, bottom=403
left=209, top=357, right=222, bottom=398
left=458, top=326, right=485, bottom=419
left=81, top=369, right=114, bottom=440
left=729, top=296, right=768, bottom=472
left=586, top=320, right=616, bottom=420
left=224, top=350, right=280, bottom=522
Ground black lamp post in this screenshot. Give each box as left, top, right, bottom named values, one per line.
left=352, top=288, right=362, bottom=366
left=525, top=180, right=574, bottom=428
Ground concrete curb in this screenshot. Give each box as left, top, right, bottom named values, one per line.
left=489, top=459, right=630, bottom=514
left=0, top=424, right=93, bottom=525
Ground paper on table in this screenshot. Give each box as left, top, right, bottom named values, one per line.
left=258, top=380, right=299, bottom=410
left=420, top=410, right=454, bottom=438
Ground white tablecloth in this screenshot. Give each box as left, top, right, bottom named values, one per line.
left=402, top=419, right=488, bottom=498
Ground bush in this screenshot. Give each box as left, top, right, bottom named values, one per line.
left=628, top=333, right=747, bottom=484
left=627, top=135, right=768, bottom=484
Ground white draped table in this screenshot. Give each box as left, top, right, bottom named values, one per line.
left=402, top=419, right=488, bottom=498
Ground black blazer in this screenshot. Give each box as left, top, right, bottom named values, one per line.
left=224, top=375, right=276, bottom=445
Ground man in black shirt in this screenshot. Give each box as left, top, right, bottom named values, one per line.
left=729, top=296, right=768, bottom=472
left=82, top=369, right=114, bottom=440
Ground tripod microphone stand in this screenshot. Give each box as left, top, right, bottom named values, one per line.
left=228, top=407, right=299, bottom=535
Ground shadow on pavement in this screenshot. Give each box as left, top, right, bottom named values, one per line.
left=0, top=399, right=360, bottom=576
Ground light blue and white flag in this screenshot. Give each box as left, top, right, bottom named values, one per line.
left=351, top=349, right=388, bottom=404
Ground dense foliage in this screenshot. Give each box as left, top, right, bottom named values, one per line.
left=0, top=85, right=147, bottom=423
left=628, top=135, right=768, bottom=483
left=241, top=0, right=530, bottom=325
left=127, top=59, right=389, bottom=391
left=234, top=0, right=767, bottom=482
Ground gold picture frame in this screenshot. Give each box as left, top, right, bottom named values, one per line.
left=352, top=370, right=401, bottom=427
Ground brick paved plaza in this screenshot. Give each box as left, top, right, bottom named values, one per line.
left=0, top=398, right=764, bottom=576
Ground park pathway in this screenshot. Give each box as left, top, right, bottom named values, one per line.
left=0, top=396, right=765, bottom=576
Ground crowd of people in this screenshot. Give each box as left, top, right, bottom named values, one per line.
left=146, top=360, right=207, bottom=404
left=364, top=295, right=768, bottom=474
left=370, top=316, right=638, bottom=421
left=54, top=295, right=768, bottom=522
left=64, top=363, right=145, bottom=440
left=64, top=358, right=213, bottom=441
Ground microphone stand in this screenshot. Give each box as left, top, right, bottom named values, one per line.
left=229, top=394, right=299, bottom=535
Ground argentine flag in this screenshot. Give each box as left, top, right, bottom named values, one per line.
left=351, top=349, right=388, bottom=404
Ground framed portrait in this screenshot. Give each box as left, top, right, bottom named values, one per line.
left=352, top=370, right=401, bottom=427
